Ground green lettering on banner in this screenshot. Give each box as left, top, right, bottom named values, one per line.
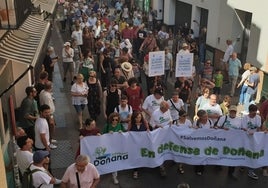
left=141, top=148, right=155, bottom=158
left=157, top=142, right=200, bottom=156
left=222, top=146, right=264, bottom=159
left=204, top=147, right=218, bottom=155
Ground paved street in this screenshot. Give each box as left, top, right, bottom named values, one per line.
left=48, top=22, right=268, bottom=188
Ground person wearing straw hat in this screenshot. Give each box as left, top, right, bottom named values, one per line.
left=178, top=42, right=190, bottom=54
left=120, top=62, right=134, bottom=80
left=62, top=41, right=74, bottom=83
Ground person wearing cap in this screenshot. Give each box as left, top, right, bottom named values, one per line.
left=121, top=61, right=134, bottom=80
left=216, top=105, right=241, bottom=129
left=62, top=41, right=74, bottom=83
left=16, top=136, right=33, bottom=175
left=243, top=66, right=260, bottom=113
left=30, top=150, right=60, bottom=187
left=142, top=87, right=164, bottom=122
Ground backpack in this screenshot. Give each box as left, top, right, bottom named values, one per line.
left=196, top=119, right=212, bottom=128
left=214, top=115, right=228, bottom=128
left=115, top=105, right=131, bottom=114
left=22, top=164, right=43, bottom=188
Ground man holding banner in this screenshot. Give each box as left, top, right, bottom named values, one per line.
left=150, top=101, right=173, bottom=177
left=242, top=104, right=262, bottom=180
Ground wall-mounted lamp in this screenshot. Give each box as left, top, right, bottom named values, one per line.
left=217, top=37, right=220, bottom=44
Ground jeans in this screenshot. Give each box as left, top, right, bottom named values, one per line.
left=244, top=93, right=252, bottom=112
left=239, top=85, right=248, bottom=104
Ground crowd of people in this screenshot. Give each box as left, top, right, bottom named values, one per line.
left=12, top=0, right=268, bottom=187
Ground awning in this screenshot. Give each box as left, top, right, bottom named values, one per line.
left=0, top=15, right=50, bottom=66
left=32, top=0, right=57, bottom=14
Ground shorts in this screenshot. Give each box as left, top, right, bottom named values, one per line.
left=73, top=104, right=86, bottom=113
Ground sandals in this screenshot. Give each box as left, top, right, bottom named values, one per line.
left=133, top=171, right=138, bottom=179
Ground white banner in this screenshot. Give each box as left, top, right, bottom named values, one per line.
left=175, top=53, right=193, bottom=77
left=148, top=51, right=165, bottom=77
left=81, top=126, right=268, bottom=175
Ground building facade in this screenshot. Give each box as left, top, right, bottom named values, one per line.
left=0, top=0, right=57, bottom=187
left=163, top=0, right=268, bottom=100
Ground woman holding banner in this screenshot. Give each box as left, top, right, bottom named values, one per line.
left=102, top=112, right=126, bottom=184
left=193, top=109, right=214, bottom=175
left=128, top=111, right=149, bottom=178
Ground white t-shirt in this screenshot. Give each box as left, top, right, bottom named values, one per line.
left=216, top=115, right=242, bottom=130
left=30, top=164, right=52, bottom=188
left=176, top=119, right=192, bottom=129
left=16, top=149, right=33, bottom=174
left=242, top=114, right=261, bottom=133
left=223, top=44, right=234, bottom=63
left=142, top=94, right=164, bottom=115
left=201, top=103, right=222, bottom=123
left=196, top=96, right=209, bottom=110
left=167, top=99, right=184, bottom=120
left=71, top=30, right=83, bottom=45
left=35, top=117, right=50, bottom=149
left=193, top=119, right=213, bottom=129
left=71, top=83, right=89, bottom=105
left=150, top=109, right=172, bottom=128
left=39, top=90, right=55, bottom=114
left=114, top=104, right=133, bottom=130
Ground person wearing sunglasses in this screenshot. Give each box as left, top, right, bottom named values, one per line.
left=103, top=79, right=122, bottom=120
left=175, top=110, right=193, bottom=174
left=102, top=112, right=125, bottom=185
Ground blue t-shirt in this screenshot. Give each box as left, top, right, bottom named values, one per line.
left=246, top=73, right=259, bottom=95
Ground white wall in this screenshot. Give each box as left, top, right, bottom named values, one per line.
left=152, top=0, right=164, bottom=20
left=163, top=0, right=175, bottom=25
left=162, top=0, right=245, bottom=53
left=228, top=0, right=268, bottom=72
left=12, top=61, right=31, bottom=107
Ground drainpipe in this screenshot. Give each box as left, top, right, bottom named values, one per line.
left=4, top=0, right=10, bottom=29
